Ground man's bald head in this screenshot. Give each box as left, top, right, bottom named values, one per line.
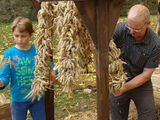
left=127, top=4, right=150, bottom=23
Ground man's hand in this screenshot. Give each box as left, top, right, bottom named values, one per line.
left=0, top=79, right=4, bottom=88
left=112, top=90, right=124, bottom=96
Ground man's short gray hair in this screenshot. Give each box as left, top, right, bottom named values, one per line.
left=127, top=4, right=150, bottom=23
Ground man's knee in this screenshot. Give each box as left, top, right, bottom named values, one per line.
left=109, top=94, right=129, bottom=120
left=137, top=101, right=155, bottom=120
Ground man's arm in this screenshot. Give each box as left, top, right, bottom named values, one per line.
left=114, top=68, right=155, bottom=96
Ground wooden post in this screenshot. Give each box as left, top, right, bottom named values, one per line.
left=45, top=89, right=54, bottom=120
left=95, top=0, right=109, bottom=119
left=76, top=0, right=125, bottom=119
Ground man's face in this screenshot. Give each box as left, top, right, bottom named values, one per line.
left=127, top=19, right=150, bottom=41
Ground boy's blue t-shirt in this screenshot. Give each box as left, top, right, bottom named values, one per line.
left=0, top=45, right=36, bottom=102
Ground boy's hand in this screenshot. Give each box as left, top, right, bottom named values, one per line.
left=0, top=79, right=4, bottom=88
left=50, top=71, right=57, bottom=84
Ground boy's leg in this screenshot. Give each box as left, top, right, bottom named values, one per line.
left=10, top=101, right=28, bottom=120
left=29, top=97, right=45, bottom=120
left=109, top=92, right=130, bottom=120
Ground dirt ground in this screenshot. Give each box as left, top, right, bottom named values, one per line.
left=1, top=68, right=160, bottom=120
left=57, top=67, right=160, bottom=120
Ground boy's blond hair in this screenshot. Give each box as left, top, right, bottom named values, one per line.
left=11, top=16, right=34, bottom=35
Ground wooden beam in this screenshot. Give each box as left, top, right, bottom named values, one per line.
left=109, top=0, right=125, bottom=38
left=75, top=1, right=96, bottom=45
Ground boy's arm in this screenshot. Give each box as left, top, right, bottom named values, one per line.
left=50, top=71, right=57, bottom=84
left=49, top=64, right=58, bottom=84
left=0, top=79, right=4, bottom=87
left=0, top=56, right=11, bottom=89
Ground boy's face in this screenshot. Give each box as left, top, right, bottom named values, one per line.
left=13, top=28, right=31, bottom=50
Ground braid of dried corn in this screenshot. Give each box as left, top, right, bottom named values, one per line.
left=54, top=1, right=80, bottom=94
left=77, top=19, right=94, bottom=70
left=26, top=1, right=126, bottom=98
left=0, top=56, right=16, bottom=70
left=26, top=2, right=56, bottom=100
left=109, top=39, right=127, bottom=93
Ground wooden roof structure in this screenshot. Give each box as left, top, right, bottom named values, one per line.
left=31, top=0, right=125, bottom=120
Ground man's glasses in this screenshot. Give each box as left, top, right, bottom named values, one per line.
left=126, top=26, right=141, bottom=33
left=125, top=23, right=146, bottom=33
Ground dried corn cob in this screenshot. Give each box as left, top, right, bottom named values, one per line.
left=26, top=2, right=56, bottom=100
left=55, top=1, right=80, bottom=94
left=108, top=39, right=127, bottom=93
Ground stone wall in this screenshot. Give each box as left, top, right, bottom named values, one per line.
left=0, top=0, right=37, bottom=21
left=0, top=0, right=158, bottom=21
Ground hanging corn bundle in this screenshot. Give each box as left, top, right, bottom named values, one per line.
left=54, top=1, right=94, bottom=94
left=26, top=1, right=126, bottom=99
left=53, top=1, right=125, bottom=94
left=77, top=20, right=94, bottom=71
left=108, top=39, right=127, bottom=93
left=54, top=1, right=82, bottom=94
left=26, top=2, right=56, bottom=100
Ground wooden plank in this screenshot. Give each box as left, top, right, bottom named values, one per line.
left=109, top=0, right=125, bottom=38
left=45, top=89, right=54, bottom=120
left=75, top=1, right=96, bottom=45
left=31, top=0, right=41, bottom=11
left=95, top=0, right=109, bottom=119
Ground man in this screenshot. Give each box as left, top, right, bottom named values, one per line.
left=110, top=4, right=160, bottom=120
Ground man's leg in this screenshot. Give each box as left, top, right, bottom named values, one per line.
left=109, top=92, right=130, bottom=120
left=131, top=81, right=155, bottom=120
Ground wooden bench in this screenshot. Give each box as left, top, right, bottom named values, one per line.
left=0, top=103, right=11, bottom=120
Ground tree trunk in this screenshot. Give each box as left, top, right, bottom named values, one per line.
left=156, top=0, right=160, bottom=36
